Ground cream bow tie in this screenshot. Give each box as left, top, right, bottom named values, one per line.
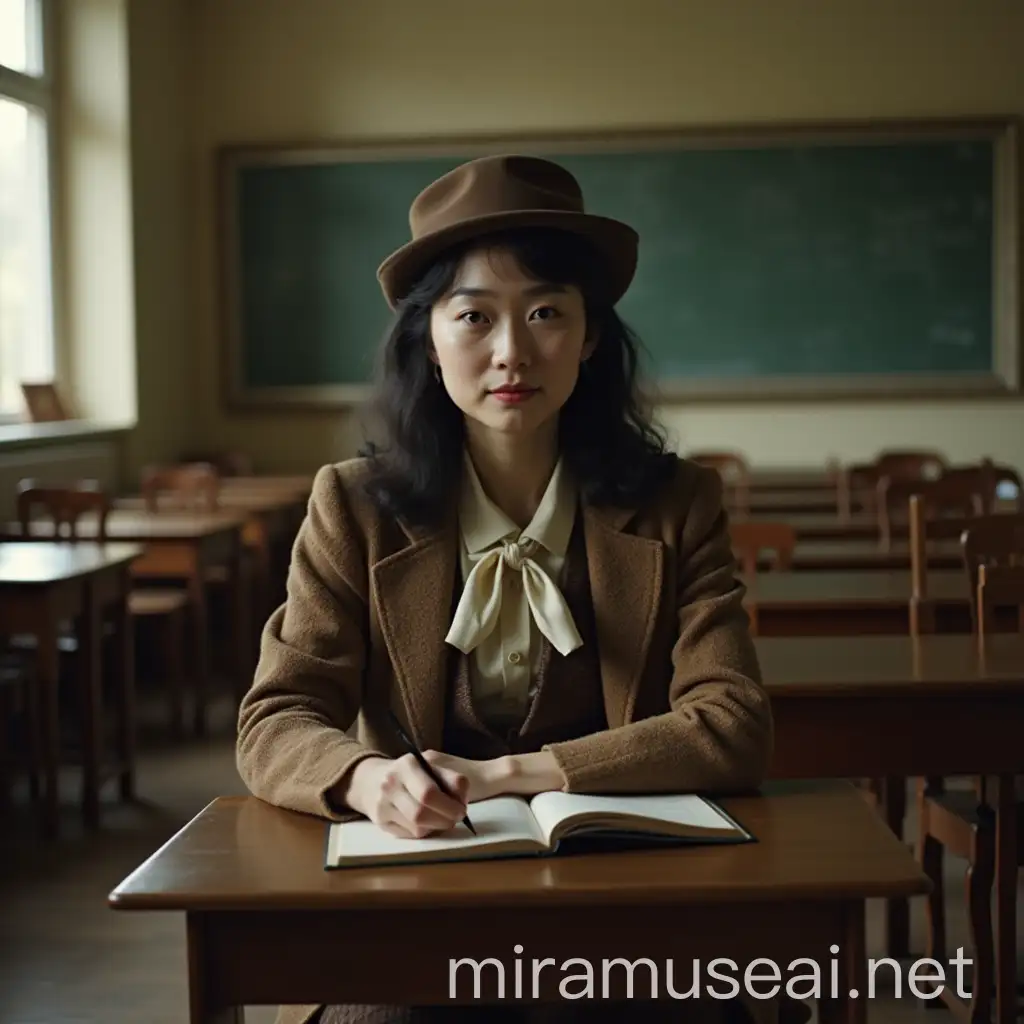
left=446, top=537, right=583, bottom=656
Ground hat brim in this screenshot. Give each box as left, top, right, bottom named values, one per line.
left=376, top=209, right=639, bottom=310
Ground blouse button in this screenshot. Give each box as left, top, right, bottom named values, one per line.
left=507, top=651, right=522, bottom=665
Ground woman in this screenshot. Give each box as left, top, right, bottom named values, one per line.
left=236, top=154, right=775, bottom=1024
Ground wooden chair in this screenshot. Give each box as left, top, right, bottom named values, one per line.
left=15, top=482, right=191, bottom=738
left=842, top=449, right=947, bottom=520
left=690, top=451, right=750, bottom=515
left=912, top=498, right=1024, bottom=1023
left=141, top=463, right=220, bottom=512
left=178, top=451, right=254, bottom=477
left=728, top=521, right=796, bottom=635
left=876, top=467, right=989, bottom=553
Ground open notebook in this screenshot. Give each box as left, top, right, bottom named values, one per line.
left=325, top=791, right=752, bottom=869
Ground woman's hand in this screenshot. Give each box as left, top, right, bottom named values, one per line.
left=338, top=753, right=473, bottom=839
left=420, top=750, right=506, bottom=803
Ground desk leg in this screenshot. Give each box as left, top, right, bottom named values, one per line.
left=79, top=582, right=102, bottom=828
left=819, top=903, right=866, bottom=1024
left=881, top=776, right=910, bottom=959
left=994, top=774, right=1017, bottom=1024
left=112, top=580, right=136, bottom=801
left=187, top=913, right=244, bottom=1024
left=188, top=573, right=210, bottom=737
left=843, top=902, right=868, bottom=1024
left=38, top=611, right=60, bottom=840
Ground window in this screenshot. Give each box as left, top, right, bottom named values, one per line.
left=0, top=0, right=55, bottom=420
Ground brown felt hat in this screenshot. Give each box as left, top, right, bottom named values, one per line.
left=377, top=154, right=639, bottom=309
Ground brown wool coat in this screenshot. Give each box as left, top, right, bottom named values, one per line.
left=236, top=455, right=782, bottom=1024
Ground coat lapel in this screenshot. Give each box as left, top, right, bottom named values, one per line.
left=369, top=490, right=665, bottom=748
left=370, top=514, right=457, bottom=751
left=582, top=502, right=664, bottom=728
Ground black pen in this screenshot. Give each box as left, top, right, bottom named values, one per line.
left=385, top=708, right=477, bottom=835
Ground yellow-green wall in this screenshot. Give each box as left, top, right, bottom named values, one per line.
left=174, top=0, right=1024, bottom=471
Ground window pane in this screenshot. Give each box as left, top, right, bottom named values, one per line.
left=0, top=96, right=54, bottom=416
left=0, top=0, right=43, bottom=75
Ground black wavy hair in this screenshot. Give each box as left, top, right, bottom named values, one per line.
left=358, top=226, right=676, bottom=529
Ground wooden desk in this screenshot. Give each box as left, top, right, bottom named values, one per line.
left=776, top=539, right=961, bottom=572
left=742, top=513, right=880, bottom=542
left=744, top=570, right=980, bottom=636
left=734, top=489, right=841, bottom=515
left=759, top=633, right=1024, bottom=1024
left=747, top=469, right=836, bottom=491
left=3, top=511, right=249, bottom=735
left=0, top=541, right=143, bottom=837
left=109, top=781, right=927, bottom=1024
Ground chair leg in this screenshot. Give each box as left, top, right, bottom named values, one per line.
left=966, top=809, right=996, bottom=1024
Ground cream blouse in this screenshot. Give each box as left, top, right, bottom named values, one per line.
left=445, top=453, right=583, bottom=728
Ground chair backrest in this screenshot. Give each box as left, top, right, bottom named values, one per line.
left=16, top=480, right=110, bottom=541
left=908, top=493, right=1024, bottom=636
left=689, top=451, right=750, bottom=514
left=177, top=450, right=253, bottom=477
left=961, top=515, right=1024, bottom=636
left=982, top=459, right=1023, bottom=510
left=877, top=467, right=989, bottom=550
left=140, top=463, right=220, bottom=512
left=975, top=563, right=1024, bottom=637
left=840, top=449, right=947, bottom=519
left=874, top=449, right=948, bottom=478
left=728, top=520, right=797, bottom=577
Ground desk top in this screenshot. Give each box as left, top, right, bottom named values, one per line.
left=757, top=633, right=1024, bottom=694
left=114, top=492, right=297, bottom=515
left=787, top=538, right=960, bottom=570
left=4, top=509, right=247, bottom=541
left=108, top=781, right=927, bottom=913
left=0, top=541, right=144, bottom=584
left=220, top=475, right=312, bottom=496
left=745, top=569, right=967, bottom=608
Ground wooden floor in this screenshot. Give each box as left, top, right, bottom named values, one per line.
left=0, top=694, right=1019, bottom=1024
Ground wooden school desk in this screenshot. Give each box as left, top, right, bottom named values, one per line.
left=3, top=510, right=248, bottom=735
left=109, top=781, right=927, bottom=1024
left=744, top=569, right=985, bottom=636
left=0, top=541, right=142, bottom=838
left=758, top=633, right=1024, bottom=1024
left=766, top=539, right=962, bottom=572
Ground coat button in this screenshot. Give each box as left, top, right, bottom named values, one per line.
left=507, top=651, right=522, bottom=664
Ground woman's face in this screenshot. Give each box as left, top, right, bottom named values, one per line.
left=429, top=246, right=594, bottom=441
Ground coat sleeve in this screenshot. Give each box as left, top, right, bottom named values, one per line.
left=235, top=464, right=387, bottom=820
left=543, top=462, right=773, bottom=794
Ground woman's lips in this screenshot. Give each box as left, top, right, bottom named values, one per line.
left=489, top=387, right=538, bottom=404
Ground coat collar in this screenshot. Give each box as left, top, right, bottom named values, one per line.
left=371, top=493, right=662, bottom=750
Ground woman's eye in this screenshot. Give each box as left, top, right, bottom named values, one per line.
left=530, top=306, right=560, bottom=321
left=458, top=310, right=487, bottom=325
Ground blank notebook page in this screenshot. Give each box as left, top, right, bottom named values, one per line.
left=529, top=792, right=736, bottom=843
left=329, top=796, right=544, bottom=860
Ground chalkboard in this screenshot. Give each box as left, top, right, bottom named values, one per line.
left=219, top=122, right=1019, bottom=407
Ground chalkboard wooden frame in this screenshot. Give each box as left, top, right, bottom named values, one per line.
left=218, top=117, right=1020, bottom=410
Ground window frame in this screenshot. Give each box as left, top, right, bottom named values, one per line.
left=0, top=0, right=60, bottom=424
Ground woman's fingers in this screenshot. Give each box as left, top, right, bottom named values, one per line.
left=399, top=754, right=468, bottom=819
left=387, top=785, right=460, bottom=838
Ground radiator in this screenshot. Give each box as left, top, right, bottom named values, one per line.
left=0, top=441, right=120, bottom=520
